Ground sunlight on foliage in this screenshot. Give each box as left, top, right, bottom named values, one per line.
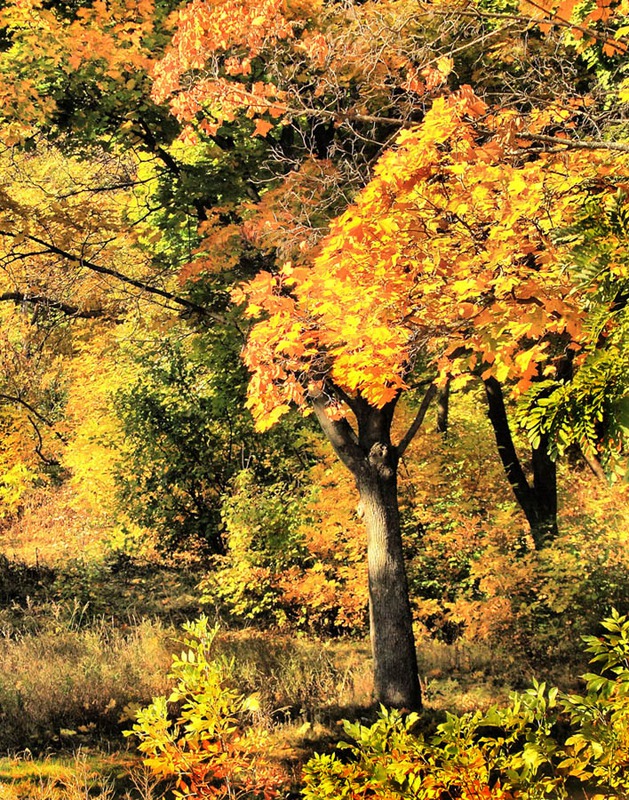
left=304, top=610, right=629, bottom=800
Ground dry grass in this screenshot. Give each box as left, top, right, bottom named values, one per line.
left=0, top=622, right=522, bottom=799
left=0, top=617, right=174, bottom=752
left=0, top=753, right=163, bottom=800
left=216, top=631, right=374, bottom=723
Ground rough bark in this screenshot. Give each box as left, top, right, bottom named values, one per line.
left=483, top=377, right=558, bottom=549
left=311, top=388, right=432, bottom=710
left=357, top=456, right=422, bottom=709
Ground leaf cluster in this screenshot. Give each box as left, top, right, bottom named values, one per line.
left=303, top=610, right=629, bottom=800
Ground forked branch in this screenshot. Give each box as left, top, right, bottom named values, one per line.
left=310, top=393, right=363, bottom=474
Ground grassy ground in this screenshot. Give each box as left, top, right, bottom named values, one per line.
left=0, top=601, right=519, bottom=799
left=0, top=480, right=615, bottom=799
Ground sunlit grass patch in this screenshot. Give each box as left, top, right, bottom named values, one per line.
left=0, top=618, right=174, bottom=752
left=0, top=751, right=167, bottom=800
left=0, top=752, right=126, bottom=799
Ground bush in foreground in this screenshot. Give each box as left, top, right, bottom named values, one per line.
left=303, top=609, right=629, bottom=800
left=127, top=616, right=286, bottom=799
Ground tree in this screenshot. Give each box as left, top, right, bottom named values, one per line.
left=234, top=87, right=629, bottom=707
left=149, top=0, right=629, bottom=552
left=0, top=0, right=627, bottom=709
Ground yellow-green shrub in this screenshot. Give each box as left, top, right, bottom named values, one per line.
left=303, top=610, right=629, bottom=800
left=126, top=616, right=286, bottom=799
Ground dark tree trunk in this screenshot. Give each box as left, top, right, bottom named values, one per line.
left=483, top=377, right=558, bottom=549
left=310, top=386, right=436, bottom=710
left=436, top=380, right=450, bottom=435
left=531, top=433, right=558, bottom=544
left=357, top=454, right=421, bottom=709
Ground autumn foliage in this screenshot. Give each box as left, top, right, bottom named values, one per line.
left=0, top=0, right=627, bottom=785
left=235, top=87, right=627, bottom=431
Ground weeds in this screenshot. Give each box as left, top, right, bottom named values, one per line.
left=0, top=617, right=173, bottom=752
left=0, top=753, right=163, bottom=800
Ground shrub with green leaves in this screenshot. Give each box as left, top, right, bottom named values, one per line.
left=126, top=616, right=286, bottom=799
left=303, top=609, right=629, bottom=800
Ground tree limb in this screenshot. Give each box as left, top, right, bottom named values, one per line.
left=0, top=393, right=67, bottom=443
left=397, top=383, right=437, bottom=457
left=310, top=393, right=364, bottom=474
left=524, top=134, right=629, bottom=154
left=581, top=446, right=608, bottom=481
left=0, top=230, right=217, bottom=320
left=27, top=416, right=60, bottom=466
left=429, top=3, right=628, bottom=52
left=0, top=292, right=110, bottom=319
left=327, top=380, right=360, bottom=416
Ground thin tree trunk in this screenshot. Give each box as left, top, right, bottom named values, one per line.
left=483, top=377, right=558, bottom=549
left=436, top=380, right=450, bottom=435
left=531, top=433, right=558, bottom=546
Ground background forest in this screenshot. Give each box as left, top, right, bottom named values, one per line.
left=0, top=0, right=627, bottom=795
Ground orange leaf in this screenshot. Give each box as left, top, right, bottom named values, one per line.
left=253, top=118, right=274, bottom=137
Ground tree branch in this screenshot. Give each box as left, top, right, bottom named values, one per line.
left=310, top=393, right=364, bottom=474
left=431, top=3, right=628, bottom=53
left=397, top=383, right=437, bottom=457
left=0, top=230, right=217, bottom=320
left=0, top=393, right=67, bottom=443
left=27, top=416, right=60, bottom=466
left=581, top=446, right=608, bottom=481
left=327, top=380, right=360, bottom=416
left=0, top=292, right=110, bottom=319
left=523, top=134, right=629, bottom=154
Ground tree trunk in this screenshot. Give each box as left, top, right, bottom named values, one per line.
left=483, top=377, right=558, bottom=549
left=310, top=390, right=431, bottom=711
left=436, top=380, right=450, bottom=435
left=357, top=458, right=422, bottom=710
left=530, top=433, right=558, bottom=546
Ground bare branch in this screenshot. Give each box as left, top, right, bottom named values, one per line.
left=0, top=229, right=218, bottom=320
left=0, top=292, right=111, bottom=319
left=521, top=133, right=629, bottom=154
left=0, top=393, right=67, bottom=443
left=581, top=446, right=608, bottom=481
left=27, top=416, right=60, bottom=466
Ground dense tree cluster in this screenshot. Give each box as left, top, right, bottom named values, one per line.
left=0, top=0, right=626, bottom=709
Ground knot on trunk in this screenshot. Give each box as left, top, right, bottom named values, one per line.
left=368, top=442, right=394, bottom=479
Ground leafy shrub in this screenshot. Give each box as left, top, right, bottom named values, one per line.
left=127, top=616, right=286, bottom=799
left=448, top=526, right=629, bottom=677
left=303, top=609, right=629, bottom=800
left=115, top=334, right=314, bottom=557
left=203, top=459, right=368, bottom=636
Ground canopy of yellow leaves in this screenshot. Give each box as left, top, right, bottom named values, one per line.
left=236, top=88, right=629, bottom=430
